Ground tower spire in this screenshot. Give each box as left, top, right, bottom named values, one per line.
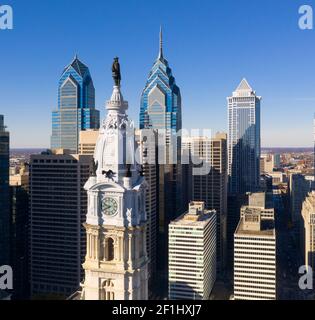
left=158, top=26, right=163, bottom=59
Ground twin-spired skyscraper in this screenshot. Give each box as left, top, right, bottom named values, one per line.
left=51, top=56, right=100, bottom=153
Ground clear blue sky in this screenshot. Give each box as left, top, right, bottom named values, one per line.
left=1, top=0, right=315, bottom=148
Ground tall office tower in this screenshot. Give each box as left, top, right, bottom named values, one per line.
left=290, top=174, right=311, bottom=224
left=136, top=129, right=159, bottom=294
left=78, top=129, right=99, bottom=155
left=29, top=149, right=92, bottom=298
left=79, top=64, right=149, bottom=300
left=301, top=191, right=315, bottom=281
left=182, top=133, right=227, bottom=272
left=168, top=202, right=216, bottom=300
left=227, top=78, right=261, bottom=195
left=140, top=29, right=182, bottom=292
left=51, top=56, right=100, bottom=153
left=0, top=115, right=10, bottom=268
left=9, top=165, right=30, bottom=300
left=234, top=196, right=276, bottom=300
left=227, top=79, right=261, bottom=268
left=273, top=154, right=281, bottom=168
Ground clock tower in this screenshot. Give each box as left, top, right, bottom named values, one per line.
left=80, top=59, right=149, bottom=300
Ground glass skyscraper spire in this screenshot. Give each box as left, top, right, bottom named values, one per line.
left=140, top=28, right=183, bottom=294
left=51, top=56, right=100, bottom=153
left=140, top=28, right=182, bottom=133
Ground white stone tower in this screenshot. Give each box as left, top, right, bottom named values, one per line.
left=80, top=60, right=149, bottom=300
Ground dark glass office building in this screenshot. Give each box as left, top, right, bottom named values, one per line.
left=0, top=115, right=10, bottom=267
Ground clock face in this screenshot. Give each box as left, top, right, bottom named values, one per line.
left=101, top=197, right=118, bottom=216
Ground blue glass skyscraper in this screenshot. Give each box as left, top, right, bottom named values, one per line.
left=140, top=29, right=182, bottom=133
left=51, top=56, right=100, bottom=153
left=0, top=115, right=10, bottom=267
left=140, top=29, right=183, bottom=294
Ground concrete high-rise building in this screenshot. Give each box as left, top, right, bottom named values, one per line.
left=227, top=79, right=261, bottom=195
left=0, top=115, right=10, bottom=268
left=140, top=28, right=183, bottom=292
left=29, top=149, right=92, bottom=298
left=234, top=195, right=276, bottom=300
left=78, top=129, right=99, bottom=155
left=168, top=202, right=216, bottom=300
left=135, top=129, right=158, bottom=293
left=260, top=154, right=280, bottom=174
left=51, top=56, right=100, bottom=153
left=182, top=133, right=227, bottom=272
left=79, top=64, right=148, bottom=300
left=301, top=191, right=315, bottom=281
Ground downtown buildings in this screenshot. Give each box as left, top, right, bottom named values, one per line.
left=51, top=56, right=100, bottom=153
left=0, top=115, right=10, bottom=268
left=139, top=29, right=183, bottom=291
left=168, top=202, right=216, bottom=300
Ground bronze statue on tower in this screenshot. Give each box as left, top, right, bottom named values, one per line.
left=112, top=57, right=121, bottom=86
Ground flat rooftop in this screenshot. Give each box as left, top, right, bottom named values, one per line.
left=235, top=218, right=275, bottom=237
left=170, top=210, right=216, bottom=227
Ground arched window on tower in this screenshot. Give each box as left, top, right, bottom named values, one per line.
left=101, top=280, right=115, bottom=300
left=106, top=237, right=114, bottom=261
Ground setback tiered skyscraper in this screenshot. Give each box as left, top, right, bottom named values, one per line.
left=51, top=56, right=100, bottom=153
left=0, top=115, right=10, bottom=268
left=227, top=79, right=261, bottom=195
left=140, top=28, right=183, bottom=292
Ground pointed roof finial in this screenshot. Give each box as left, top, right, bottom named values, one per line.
left=235, top=78, right=252, bottom=92
left=74, top=53, right=78, bottom=60
left=158, top=26, right=163, bottom=60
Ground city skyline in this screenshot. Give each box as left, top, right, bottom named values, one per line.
left=2, top=1, right=315, bottom=303
left=1, top=0, right=315, bottom=148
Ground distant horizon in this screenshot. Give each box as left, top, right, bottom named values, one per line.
left=9, top=146, right=314, bottom=151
